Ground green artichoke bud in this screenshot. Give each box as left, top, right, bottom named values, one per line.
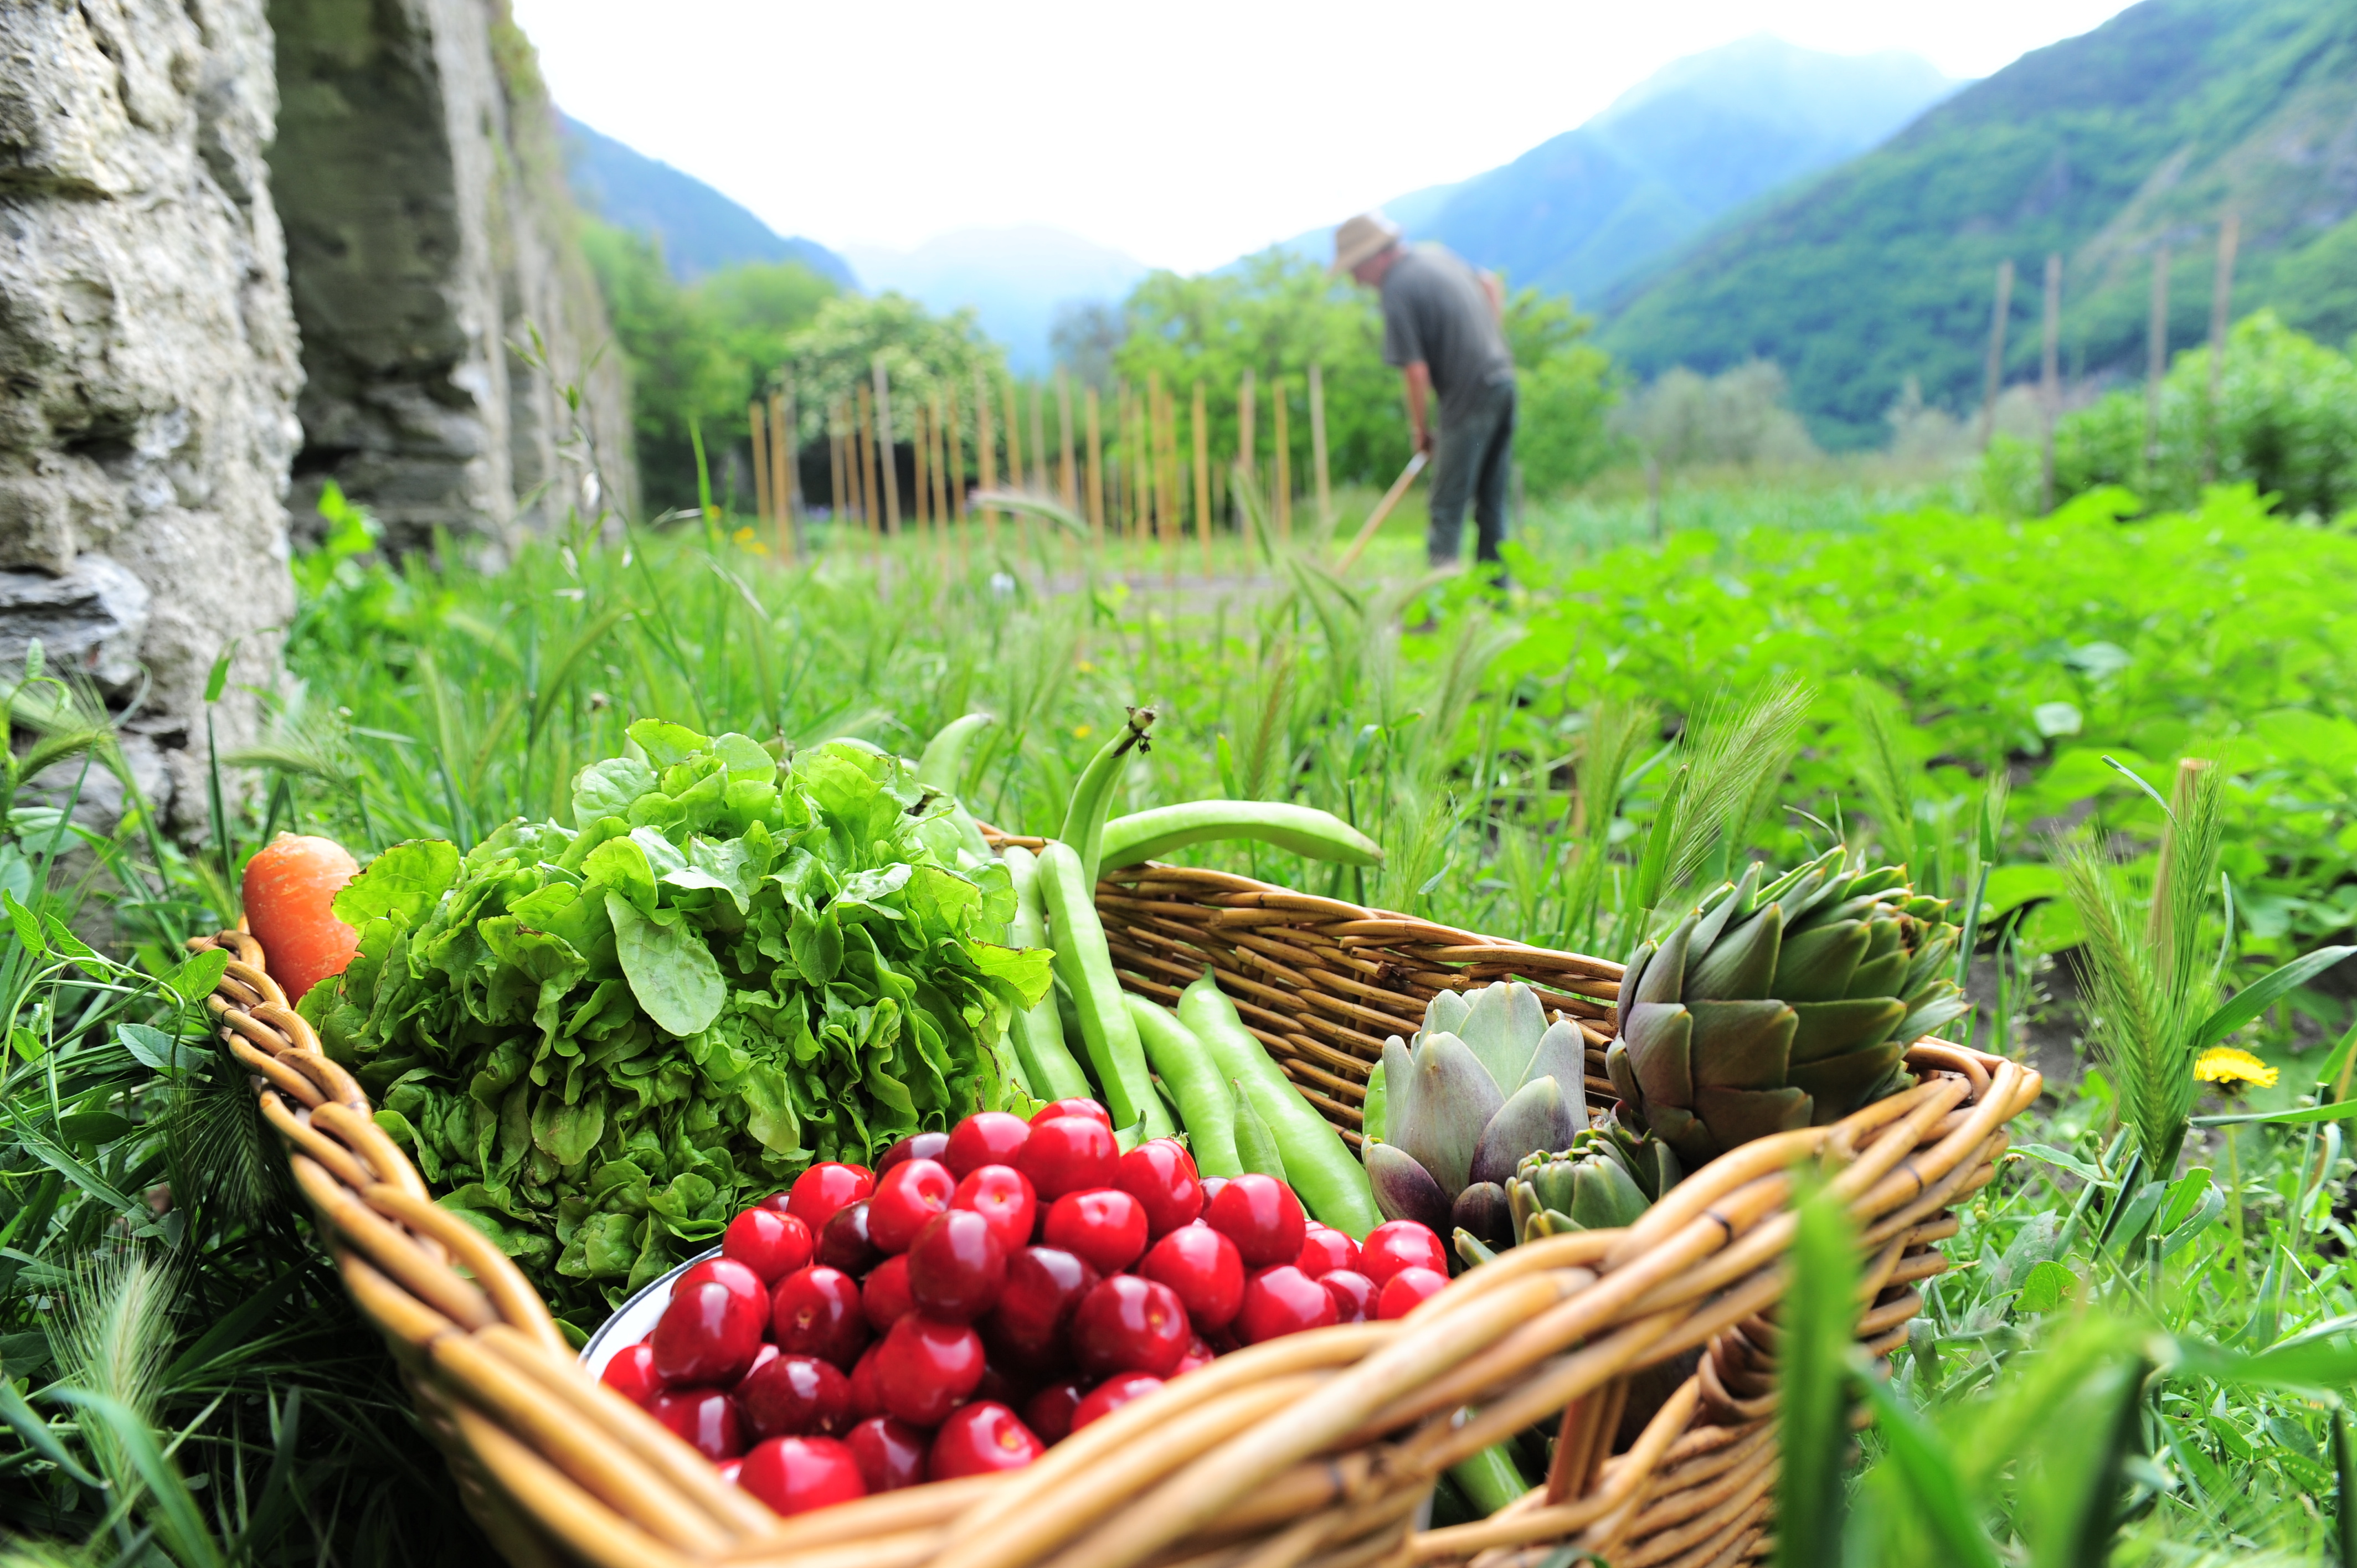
left=1605, top=847, right=1969, bottom=1168
left=1507, top=1121, right=1682, bottom=1241
left=1362, top=982, right=1589, bottom=1240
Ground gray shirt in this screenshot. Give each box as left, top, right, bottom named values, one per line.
left=1378, top=245, right=1514, bottom=409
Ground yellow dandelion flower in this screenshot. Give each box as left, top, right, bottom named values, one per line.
left=2194, top=1045, right=2278, bottom=1089
left=1073, top=724, right=1094, bottom=740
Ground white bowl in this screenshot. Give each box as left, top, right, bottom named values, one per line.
left=577, top=1246, right=721, bottom=1381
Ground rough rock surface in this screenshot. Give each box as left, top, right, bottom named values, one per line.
left=271, top=0, right=636, bottom=552
left=0, top=0, right=301, bottom=832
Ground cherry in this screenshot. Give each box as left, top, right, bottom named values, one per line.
left=771, top=1266, right=871, bottom=1371
left=1018, top=1116, right=1119, bottom=1200
left=1175, top=1336, right=1217, bottom=1375
left=952, top=1164, right=1038, bottom=1256
left=847, top=1343, right=884, bottom=1419
left=930, top=1401, right=1045, bottom=1478
left=907, top=1209, right=1007, bottom=1321
left=1115, top=1140, right=1203, bottom=1237
left=1358, top=1221, right=1448, bottom=1288
left=737, top=1435, right=866, bottom=1517
left=1320, top=1269, right=1377, bottom=1324
left=1030, top=1097, right=1112, bottom=1128
left=1296, top=1226, right=1360, bottom=1278
left=651, top=1277, right=766, bottom=1386
left=735, top=1342, right=780, bottom=1392
left=1235, top=1265, right=1339, bottom=1344
left=1137, top=1223, right=1245, bottom=1332
left=1377, top=1266, right=1449, bottom=1320
left=1206, top=1174, right=1306, bottom=1269
left=649, top=1387, right=742, bottom=1461
left=877, top=1131, right=951, bottom=1176
left=862, top=1254, right=915, bottom=1333
left=1199, top=1175, right=1229, bottom=1208
left=1071, top=1275, right=1191, bottom=1379
left=717, top=1458, right=743, bottom=1486
left=786, top=1163, right=873, bottom=1234
left=868, top=1158, right=958, bottom=1252
left=987, top=1246, right=1100, bottom=1363
left=945, top=1111, right=1032, bottom=1177
left=847, top=1415, right=930, bottom=1492
left=738, top=1353, right=854, bottom=1440
left=816, top=1200, right=882, bottom=1275
left=1023, top=1380, right=1088, bottom=1445
left=1043, top=1188, right=1149, bottom=1275
left=723, top=1208, right=815, bottom=1285
left=975, top=1356, right=1031, bottom=1409
left=671, top=1256, right=766, bottom=1310
left=599, top=1342, right=661, bottom=1407
left=1071, top=1373, right=1165, bottom=1432
left=874, top=1314, right=986, bottom=1426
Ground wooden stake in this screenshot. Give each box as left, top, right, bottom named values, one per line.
left=913, top=401, right=933, bottom=537
left=1002, top=378, right=1025, bottom=496
left=1085, top=385, right=1105, bottom=541
left=872, top=357, right=901, bottom=536
left=928, top=390, right=949, bottom=538
left=1146, top=372, right=1165, bottom=559
left=1192, top=381, right=1211, bottom=579
left=749, top=399, right=773, bottom=527
left=770, top=390, right=795, bottom=560
left=1057, top=369, right=1079, bottom=510
left=828, top=400, right=847, bottom=525
left=1308, top=363, right=1332, bottom=534
left=2145, top=245, right=2170, bottom=476
left=1272, top=375, right=1291, bottom=545
left=1029, top=380, right=1050, bottom=494
left=2206, top=209, right=2239, bottom=482
left=974, top=369, right=999, bottom=547
left=2039, top=252, right=2061, bottom=512
left=946, top=386, right=967, bottom=525
left=1978, top=259, right=2014, bottom=450
left=1115, top=381, right=1132, bottom=539
left=855, top=384, right=877, bottom=534
left=1237, top=369, right=1257, bottom=486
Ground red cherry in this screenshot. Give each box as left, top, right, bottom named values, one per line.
left=735, top=1342, right=780, bottom=1392
left=1018, top=1116, right=1119, bottom=1200
left=651, top=1278, right=766, bottom=1386
left=847, top=1415, right=930, bottom=1492
left=1175, top=1335, right=1217, bottom=1375
left=986, top=1246, right=1100, bottom=1366
left=1043, top=1188, right=1150, bottom=1275
left=771, top=1266, right=871, bottom=1371
left=737, top=1435, right=866, bottom=1516
left=599, top=1342, right=661, bottom=1407
left=1071, top=1275, right=1190, bottom=1379
left=930, top=1401, right=1044, bottom=1478
left=816, top=1200, right=883, bottom=1275
left=869, top=1159, right=958, bottom=1253
left=873, top=1314, right=986, bottom=1426
left=1023, top=1380, right=1088, bottom=1445
left=738, top=1353, right=854, bottom=1440
left=649, top=1387, right=742, bottom=1461
left=786, top=1163, right=874, bottom=1234
left=877, top=1131, right=951, bottom=1176
left=945, top=1112, right=1032, bottom=1177
left=1359, top=1221, right=1448, bottom=1288
left=953, top=1164, right=1038, bottom=1256
left=862, top=1254, right=915, bottom=1333
left=975, top=1356, right=1031, bottom=1410
left=907, top=1209, right=1007, bottom=1321
left=1320, top=1269, right=1377, bottom=1323
left=847, top=1343, right=884, bottom=1419
left=1115, top=1140, right=1203, bottom=1237
left=671, top=1256, right=766, bottom=1309
left=1200, top=1175, right=1229, bottom=1208
left=1236, top=1265, right=1339, bottom=1344
left=1137, top=1223, right=1246, bottom=1332
left=723, top=1208, right=815, bottom=1285
left=1071, top=1373, right=1165, bottom=1432
left=718, top=1458, right=743, bottom=1486
left=1377, top=1266, right=1449, bottom=1320
left=1030, top=1097, right=1112, bottom=1128
left=1296, top=1226, right=1360, bottom=1278
left=1206, top=1175, right=1306, bottom=1269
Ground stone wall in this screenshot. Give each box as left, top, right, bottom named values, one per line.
left=271, top=0, right=635, bottom=554
left=0, top=0, right=302, bottom=831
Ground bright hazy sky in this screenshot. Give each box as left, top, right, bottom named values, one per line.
left=513, top=0, right=2138, bottom=275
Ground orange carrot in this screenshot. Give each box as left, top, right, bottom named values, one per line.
left=242, top=834, right=360, bottom=1002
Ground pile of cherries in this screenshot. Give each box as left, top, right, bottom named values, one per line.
left=598, top=1097, right=1450, bottom=1518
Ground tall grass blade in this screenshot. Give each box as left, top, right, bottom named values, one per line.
left=1775, top=1174, right=1856, bottom=1568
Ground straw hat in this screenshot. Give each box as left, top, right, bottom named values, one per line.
left=1331, top=211, right=1402, bottom=275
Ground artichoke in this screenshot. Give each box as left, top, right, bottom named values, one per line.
left=1605, top=847, right=1970, bottom=1168
left=1509, top=1121, right=1682, bottom=1242
left=1362, top=982, right=1589, bottom=1249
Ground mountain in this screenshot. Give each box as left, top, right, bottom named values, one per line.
left=1266, top=37, right=1956, bottom=300
left=843, top=226, right=1150, bottom=374
left=1597, top=0, right=2357, bottom=447
left=559, top=116, right=853, bottom=286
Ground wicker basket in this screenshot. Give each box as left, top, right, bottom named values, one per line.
left=196, top=862, right=2039, bottom=1568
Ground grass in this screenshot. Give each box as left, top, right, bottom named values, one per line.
left=4, top=466, right=2356, bottom=1562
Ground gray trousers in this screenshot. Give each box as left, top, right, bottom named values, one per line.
left=1426, top=376, right=1516, bottom=568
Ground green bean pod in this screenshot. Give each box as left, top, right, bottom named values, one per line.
left=1037, top=840, right=1174, bottom=1138
left=1123, top=993, right=1242, bottom=1176
left=1059, top=708, right=1156, bottom=888
left=1449, top=1447, right=1530, bottom=1516
left=915, top=711, right=995, bottom=790
left=1099, top=801, right=1383, bottom=871
left=1001, top=845, right=1093, bottom=1102
left=1176, top=972, right=1381, bottom=1237
left=1233, top=1081, right=1286, bottom=1179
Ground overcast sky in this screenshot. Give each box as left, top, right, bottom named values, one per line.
left=513, top=0, right=2139, bottom=275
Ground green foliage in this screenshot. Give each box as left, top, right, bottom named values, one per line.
left=1609, top=360, right=1820, bottom=470
left=781, top=291, right=1005, bottom=447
